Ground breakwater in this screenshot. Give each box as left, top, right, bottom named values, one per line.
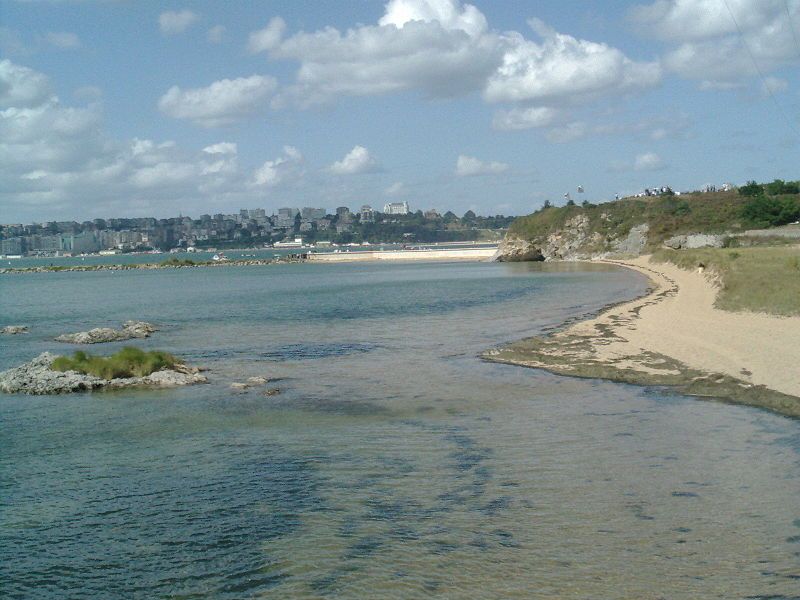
left=306, top=247, right=497, bottom=262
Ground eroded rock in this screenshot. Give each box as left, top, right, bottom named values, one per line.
left=1, top=325, right=28, bottom=335
left=55, top=321, right=158, bottom=344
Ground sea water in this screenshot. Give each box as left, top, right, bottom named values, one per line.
left=1, top=261, right=798, bottom=599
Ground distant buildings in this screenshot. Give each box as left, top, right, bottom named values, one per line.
left=360, top=205, right=375, bottom=223
left=2, top=199, right=516, bottom=256
left=383, top=201, right=410, bottom=215
left=301, top=207, right=326, bottom=220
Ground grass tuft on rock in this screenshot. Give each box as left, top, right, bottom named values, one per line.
left=51, top=347, right=177, bottom=380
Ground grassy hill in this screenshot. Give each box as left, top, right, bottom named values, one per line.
left=510, top=191, right=744, bottom=249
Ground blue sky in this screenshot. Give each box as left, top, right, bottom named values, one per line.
left=1, top=0, right=798, bottom=222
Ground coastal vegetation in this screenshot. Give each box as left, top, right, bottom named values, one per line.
left=509, top=182, right=799, bottom=250
left=160, top=257, right=200, bottom=267
left=653, top=247, right=800, bottom=317
left=512, top=190, right=738, bottom=248
left=51, top=347, right=177, bottom=380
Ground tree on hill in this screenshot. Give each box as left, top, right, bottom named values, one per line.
left=739, top=181, right=763, bottom=197
left=742, top=195, right=800, bottom=227
left=766, top=179, right=800, bottom=196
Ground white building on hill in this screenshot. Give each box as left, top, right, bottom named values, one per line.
left=383, top=201, right=409, bottom=215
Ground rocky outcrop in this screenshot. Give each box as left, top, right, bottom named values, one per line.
left=229, top=376, right=280, bottom=394
left=1, top=325, right=28, bottom=335
left=542, top=214, right=597, bottom=260
left=55, top=321, right=158, bottom=344
left=497, top=214, right=633, bottom=262
left=0, top=352, right=207, bottom=395
left=613, top=223, right=650, bottom=255
left=663, top=233, right=725, bottom=250
left=494, top=238, right=544, bottom=262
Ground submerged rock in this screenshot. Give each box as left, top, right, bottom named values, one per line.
left=1, top=325, right=29, bottom=335
left=0, top=352, right=207, bottom=395
left=55, top=321, right=158, bottom=344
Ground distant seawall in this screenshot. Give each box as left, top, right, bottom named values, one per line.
left=306, top=248, right=498, bottom=263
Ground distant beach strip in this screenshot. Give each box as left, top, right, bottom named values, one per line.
left=0, top=246, right=500, bottom=273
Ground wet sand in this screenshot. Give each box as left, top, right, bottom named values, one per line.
left=485, top=255, right=800, bottom=418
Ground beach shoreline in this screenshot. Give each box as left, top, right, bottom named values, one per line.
left=483, top=255, right=800, bottom=418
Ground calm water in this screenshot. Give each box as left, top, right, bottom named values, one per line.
left=1, top=261, right=798, bottom=599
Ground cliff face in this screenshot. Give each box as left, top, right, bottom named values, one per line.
left=498, top=214, right=633, bottom=261
left=497, top=191, right=745, bottom=262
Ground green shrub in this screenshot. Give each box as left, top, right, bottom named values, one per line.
left=765, top=179, right=800, bottom=196
left=161, top=257, right=197, bottom=267
left=51, top=347, right=177, bottom=380
left=741, top=195, right=800, bottom=228
left=739, top=180, right=763, bottom=197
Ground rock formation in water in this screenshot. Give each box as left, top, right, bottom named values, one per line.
left=1, top=325, right=29, bottom=334
left=0, top=352, right=207, bottom=395
left=55, top=321, right=158, bottom=344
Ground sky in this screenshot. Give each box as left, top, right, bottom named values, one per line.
left=1, top=0, right=799, bottom=223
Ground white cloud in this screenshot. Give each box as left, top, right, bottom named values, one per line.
left=202, top=142, right=237, bottom=155
left=257, top=0, right=660, bottom=126
left=73, top=85, right=103, bottom=102
left=263, top=1, right=503, bottom=106
left=545, top=113, right=692, bottom=143
left=545, top=121, right=588, bottom=143
left=484, top=19, right=661, bottom=105
left=159, top=10, right=200, bottom=35
left=385, top=181, right=405, bottom=196
left=455, top=154, right=509, bottom=176
left=630, top=0, right=783, bottom=41
left=0, top=59, right=52, bottom=109
left=0, top=59, right=264, bottom=220
left=329, top=145, right=379, bottom=175
left=378, top=0, right=488, bottom=37
left=248, top=17, right=286, bottom=54
left=253, top=146, right=303, bottom=186
left=130, top=161, right=197, bottom=188
left=158, top=75, right=277, bottom=127
left=44, top=32, right=81, bottom=49
left=207, top=25, right=226, bottom=44
left=634, top=151, right=666, bottom=171
left=761, top=76, right=788, bottom=96
left=493, top=106, right=560, bottom=130
left=630, top=0, right=800, bottom=87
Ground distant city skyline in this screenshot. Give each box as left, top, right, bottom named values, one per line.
left=1, top=0, right=798, bottom=223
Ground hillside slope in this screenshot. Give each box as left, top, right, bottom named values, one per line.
left=498, top=191, right=775, bottom=261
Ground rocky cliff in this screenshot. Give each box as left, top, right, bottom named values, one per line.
left=497, top=191, right=743, bottom=262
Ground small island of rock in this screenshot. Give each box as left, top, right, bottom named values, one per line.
left=1, top=326, right=29, bottom=335
left=55, top=321, right=158, bottom=344
left=0, top=349, right=207, bottom=395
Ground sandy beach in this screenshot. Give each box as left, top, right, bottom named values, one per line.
left=485, top=255, right=800, bottom=417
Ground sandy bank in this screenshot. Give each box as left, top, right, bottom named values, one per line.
left=306, top=248, right=497, bottom=262
left=484, top=255, right=800, bottom=417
